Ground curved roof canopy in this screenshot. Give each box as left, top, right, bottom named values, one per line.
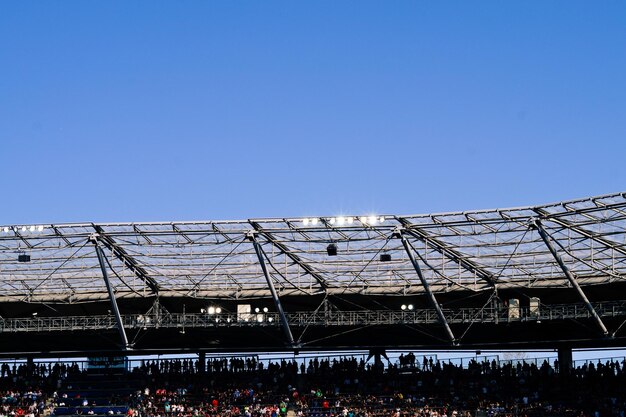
left=1, top=192, right=626, bottom=303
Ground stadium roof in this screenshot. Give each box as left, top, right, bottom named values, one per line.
left=1, top=192, right=626, bottom=303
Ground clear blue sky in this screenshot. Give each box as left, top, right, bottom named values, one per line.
left=1, top=1, right=625, bottom=224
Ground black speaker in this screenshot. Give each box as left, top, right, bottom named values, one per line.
left=18, top=254, right=31, bottom=262
left=380, top=253, right=391, bottom=262
left=326, top=243, right=337, bottom=256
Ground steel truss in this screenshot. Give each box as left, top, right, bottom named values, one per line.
left=1, top=192, right=626, bottom=303
left=2, top=300, right=626, bottom=334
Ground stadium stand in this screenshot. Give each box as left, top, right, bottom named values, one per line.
left=1, top=353, right=626, bottom=417
left=3, top=193, right=626, bottom=417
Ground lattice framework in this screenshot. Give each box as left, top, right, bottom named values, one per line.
left=1, top=192, right=626, bottom=303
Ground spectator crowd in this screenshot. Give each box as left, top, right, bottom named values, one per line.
left=2, top=354, right=626, bottom=417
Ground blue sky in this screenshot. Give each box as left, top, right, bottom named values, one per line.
left=1, top=1, right=625, bottom=224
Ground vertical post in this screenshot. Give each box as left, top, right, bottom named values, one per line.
left=533, top=220, right=609, bottom=336
left=198, top=352, right=206, bottom=374
left=395, top=228, right=457, bottom=344
left=247, top=232, right=296, bottom=348
left=26, top=356, right=34, bottom=378
left=367, top=348, right=388, bottom=373
left=91, top=234, right=131, bottom=350
left=557, top=346, right=573, bottom=375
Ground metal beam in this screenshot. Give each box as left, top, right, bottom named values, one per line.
left=395, top=228, right=457, bottom=344
left=532, top=219, right=609, bottom=337
left=3, top=300, right=626, bottom=334
left=92, top=225, right=160, bottom=294
left=90, top=235, right=131, bottom=350
left=534, top=207, right=626, bottom=258
left=12, top=228, right=33, bottom=249
left=249, top=221, right=328, bottom=290
left=246, top=231, right=297, bottom=348
left=397, top=218, right=497, bottom=288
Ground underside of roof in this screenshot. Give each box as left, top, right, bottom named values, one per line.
left=1, top=192, right=626, bottom=304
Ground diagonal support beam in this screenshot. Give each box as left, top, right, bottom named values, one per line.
left=534, top=207, right=626, bottom=258
left=532, top=219, right=609, bottom=337
left=92, top=225, right=160, bottom=295
left=395, top=228, right=457, bottom=345
left=90, top=234, right=131, bottom=350
left=249, top=222, right=328, bottom=290
left=246, top=231, right=297, bottom=348
left=397, top=218, right=497, bottom=288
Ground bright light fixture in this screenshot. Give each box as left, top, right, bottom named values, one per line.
left=379, top=216, right=385, bottom=223
left=311, top=218, right=318, bottom=225
left=37, top=225, right=44, bottom=232
left=268, top=317, right=274, bottom=322
left=408, top=304, right=414, bottom=310
left=29, top=225, right=35, bottom=232
left=337, top=217, right=345, bottom=226
left=255, top=307, right=260, bottom=313
left=329, top=217, right=336, bottom=225
left=360, top=216, right=367, bottom=224
left=401, top=304, right=407, bottom=310
left=347, top=217, right=354, bottom=225
left=257, top=316, right=263, bottom=322
left=208, top=306, right=216, bottom=314
left=303, top=218, right=310, bottom=226
left=263, top=307, right=268, bottom=313
left=368, top=216, right=377, bottom=225
left=215, top=307, right=222, bottom=314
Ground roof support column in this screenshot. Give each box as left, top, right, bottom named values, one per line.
left=90, top=234, right=131, bottom=350
left=246, top=231, right=296, bottom=348
left=532, top=219, right=609, bottom=337
left=395, top=228, right=457, bottom=344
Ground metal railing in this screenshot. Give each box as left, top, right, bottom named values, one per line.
left=1, top=300, right=626, bottom=333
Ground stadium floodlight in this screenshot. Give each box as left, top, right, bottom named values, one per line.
left=311, top=218, right=318, bottom=225
left=303, top=218, right=310, bottom=226
left=29, top=225, right=35, bottom=232
left=337, top=216, right=346, bottom=226
left=368, top=216, right=377, bottom=225
left=200, top=308, right=206, bottom=313
left=215, top=307, right=222, bottom=314
left=207, top=306, right=216, bottom=315
left=257, top=315, right=264, bottom=322
left=379, top=216, right=385, bottom=223
left=327, top=243, right=338, bottom=256
left=21, top=226, right=26, bottom=232
left=226, top=317, right=232, bottom=323
left=329, top=217, right=336, bottom=225
left=2, top=227, right=8, bottom=233
left=37, top=225, right=44, bottom=232
left=347, top=217, right=354, bottom=225
left=255, top=307, right=260, bottom=313
left=268, top=317, right=274, bottom=322
left=359, top=216, right=367, bottom=224
left=408, top=304, right=414, bottom=310
left=401, top=304, right=407, bottom=310
left=263, top=307, right=268, bottom=313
